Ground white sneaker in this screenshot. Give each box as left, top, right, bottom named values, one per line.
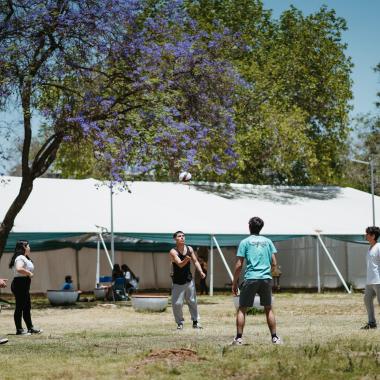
left=231, top=337, right=243, bottom=345
left=0, top=337, right=8, bottom=345
left=271, top=336, right=282, bottom=345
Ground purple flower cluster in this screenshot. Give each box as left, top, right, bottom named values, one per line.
left=0, top=0, right=243, bottom=181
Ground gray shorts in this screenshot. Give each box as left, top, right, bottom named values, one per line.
left=239, top=279, right=272, bottom=307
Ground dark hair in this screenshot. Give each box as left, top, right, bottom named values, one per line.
left=173, top=231, right=185, bottom=238
left=366, top=226, right=380, bottom=241
left=65, top=275, right=72, bottom=283
left=9, top=240, right=29, bottom=269
left=249, top=217, right=264, bottom=234
left=112, top=264, right=123, bottom=280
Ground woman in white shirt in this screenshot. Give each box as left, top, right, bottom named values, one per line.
left=9, top=240, right=42, bottom=335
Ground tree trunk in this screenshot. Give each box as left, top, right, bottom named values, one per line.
left=0, top=176, right=34, bottom=259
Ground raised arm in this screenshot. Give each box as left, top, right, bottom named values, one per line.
left=169, top=249, right=191, bottom=268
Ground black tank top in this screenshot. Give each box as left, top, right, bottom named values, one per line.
left=172, top=246, right=192, bottom=285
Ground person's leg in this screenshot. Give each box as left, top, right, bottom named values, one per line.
left=184, top=281, right=199, bottom=324
left=364, top=285, right=376, bottom=325
left=236, top=306, right=247, bottom=335
left=264, top=306, right=276, bottom=334
left=11, top=279, right=25, bottom=331
left=171, top=283, right=186, bottom=325
left=22, top=279, right=33, bottom=330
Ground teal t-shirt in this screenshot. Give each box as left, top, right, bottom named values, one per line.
left=237, top=235, right=277, bottom=280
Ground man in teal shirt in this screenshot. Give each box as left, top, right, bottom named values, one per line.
left=232, top=217, right=282, bottom=345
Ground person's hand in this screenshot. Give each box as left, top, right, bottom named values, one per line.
left=200, top=272, right=206, bottom=280
left=232, top=282, right=239, bottom=296
left=0, top=279, right=7, bottom=288
left=28, top=272, right=34, bottom=278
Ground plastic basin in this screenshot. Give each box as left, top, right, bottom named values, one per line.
left=132, top=295, right=168, bottom=312
left=47, top=290, right=78, bottom=306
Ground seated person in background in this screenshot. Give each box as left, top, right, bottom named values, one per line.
left=61, top=275, right=82, bottom=300
left=111, top=264, right=124, bottom=281
left=61, top=275, right=74, bottom=290
left=121, top=264, right=139, bottom=295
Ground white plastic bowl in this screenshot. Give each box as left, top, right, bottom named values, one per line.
left=132, top=295, right=168, bottom=312
left=47, top=290, right=78, bottom=306
left=233, top=295, right=269, bottom=310
left=93, top=287, right=108, bottom=300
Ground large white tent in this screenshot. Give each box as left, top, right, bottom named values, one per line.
left=0, top=176, right=378, bottom=293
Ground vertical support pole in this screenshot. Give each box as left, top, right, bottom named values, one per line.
left=75, top=248, right=80, bottom=290
left=110, top=183, right=115, bottom=265
left=370, top=160, right=375, bottom=226
left=96, top=236, right=100, bottom=287
left=210, top=235, right=214, bottom=296
left=316, top=237, right=321, bottom=293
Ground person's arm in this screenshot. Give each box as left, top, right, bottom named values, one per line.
left=0, top=279, right=7, bottom=288
left=232, top=257, right=244, bottom=296
left=188, top=247, right=206, bottom=279
left=169, top=249, right=191, bottom=268
left=15, top=260, right=33, bottom=277
left=271, top=253, right=277, bottom=272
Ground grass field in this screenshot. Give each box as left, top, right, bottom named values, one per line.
left=0, top=292, right=379, bottom=379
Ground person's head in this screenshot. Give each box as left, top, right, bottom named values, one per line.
left=365, top=226, right=380, bottom=243
left=249, top=217, right=264, bottom=235
left=65, top=275, right=72, bottom=283
left=113, top=264, right=121, bottom=271
left=121, top=264, right=130, bottom=272
left=9, top=240, right=30, bottom=268
left=173, top=231, right=185, bottom=244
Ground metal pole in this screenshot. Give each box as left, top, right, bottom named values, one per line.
left=370, top=160, right=375, bottom=226
left=316, top=237, right=321, bottom=293
left=99, top=232, right=114, bottom=269
left=316, top=234, right=351, bottom=293
left=212, top=236, right=233, bottom=281
left=210, top=235, right=214, bottom=296
left=110, top=183, right=115, bottom=265
left=96, top=237, right=100, bottom=287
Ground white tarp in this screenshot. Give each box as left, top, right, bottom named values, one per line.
left=0, top=176, right=378, bottom=235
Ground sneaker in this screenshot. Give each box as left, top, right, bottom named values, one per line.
left=0, top=337, right=8, bottom=344
left=28, top=327, right=43, bottom=334
left=177, top=323, right=183, bottom=330
left=16, top=329, right=31, bottom=336
left=271, top=336, right=282, bottom=345
left=361, top=323, right=377, bottom=330
left=231, top=337, right=243, bottom=345
left=192, top=322, right=203, bottom=329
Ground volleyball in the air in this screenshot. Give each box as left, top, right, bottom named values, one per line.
left=179, top=171, right=192, bottom=182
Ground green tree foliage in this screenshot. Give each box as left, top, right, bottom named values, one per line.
left=187, top=0, right=353, bottom=184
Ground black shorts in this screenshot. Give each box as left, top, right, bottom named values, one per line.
left=239, top=279, right=272, bottom=307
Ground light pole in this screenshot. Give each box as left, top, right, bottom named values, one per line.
left=351, top=158, right=376, bottom=226
left=110, top=181, right=115, bottom=265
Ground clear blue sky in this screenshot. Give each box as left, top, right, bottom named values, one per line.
left=263, top=0, right=380, bottom=116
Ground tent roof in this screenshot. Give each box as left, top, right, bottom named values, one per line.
left=1, top=176, right=378, bottom=250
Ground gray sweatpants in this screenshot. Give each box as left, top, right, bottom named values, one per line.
left=171, top=280, right=199, bottom=324
left=364, top=284, right=380, bottom=325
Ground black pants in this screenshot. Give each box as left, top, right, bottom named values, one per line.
left=11, top=277, right=33, bottom=331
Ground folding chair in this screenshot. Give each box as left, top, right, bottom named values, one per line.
left=112, top=277, right=129, bottom=301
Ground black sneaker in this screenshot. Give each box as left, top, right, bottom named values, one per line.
left=192, top=322, right=203, bottom=329
left=177, top=323, right=183, bottom=330
left=28, top=327, right=43, bottom=334
left=361, top=323, right=377, bottom=330
left=16, top=329, right=31, bottom=336
left=0, top=337, right=8, bottom=344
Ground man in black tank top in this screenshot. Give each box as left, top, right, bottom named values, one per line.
left=170, top=231, right=206, bottom=330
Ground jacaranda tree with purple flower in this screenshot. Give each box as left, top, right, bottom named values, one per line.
left=0, top=0, right=241, bottom=257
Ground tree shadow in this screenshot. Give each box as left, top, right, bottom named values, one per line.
left=191, top=183, right=342, bottom=204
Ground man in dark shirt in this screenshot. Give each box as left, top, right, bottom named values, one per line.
left=170, top=231, right=206, bottom=330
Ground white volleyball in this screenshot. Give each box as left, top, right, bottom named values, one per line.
left=179, top=171, right=192, bottom=182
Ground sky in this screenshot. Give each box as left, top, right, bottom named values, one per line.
left=263, top=0, right=380, bottom=116
left=1, top=0, right=379, bottom=172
